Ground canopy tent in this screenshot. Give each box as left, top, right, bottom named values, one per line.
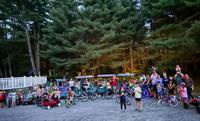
left=117, top=73, right=135, bottom=77
left=75, top=75, right=94, bottom=79
left=97, top=74, right=116, bottom=78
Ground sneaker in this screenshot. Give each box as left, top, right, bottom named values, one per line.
left=124, top=109, right=126, bottom=112
left=139, top=109, right=142, bottom=112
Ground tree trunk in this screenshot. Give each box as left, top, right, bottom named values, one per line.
left=34, top=24, right=40, bottom=76
left=35, top=41, right=40, bottom=76
left=4, top=63, right=7, bottom=77
left=0, top=65, right=3, bottom=77
left=130, top=40, right=133, bottom=73
left=25, top=25, right=37, bottom=76
left=8, top=55, right=12, bottom=76
left=36, top=26, right=40, bottom=76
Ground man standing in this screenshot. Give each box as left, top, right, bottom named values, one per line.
left=184, top=74, right=194, bottom=100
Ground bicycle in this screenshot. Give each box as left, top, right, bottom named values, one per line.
left=116, top=94, right=131, bottom=105
left=74, top=87, right=89, bottom=102
left=86, top=85, right=98, bottom=101
left=65, top=96, right=76, bottom=108
left=157, top=89, right=178, bottom=107
left=142, top=84, right=150, bottom=98
left=95, top=86, right=114, bottom=99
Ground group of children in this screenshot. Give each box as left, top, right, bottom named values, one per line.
left=118, top=65, right=195, bottom=112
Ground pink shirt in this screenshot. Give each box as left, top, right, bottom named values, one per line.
left=179, top=87, right=188, bottom=98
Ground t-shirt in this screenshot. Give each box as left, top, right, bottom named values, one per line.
left=179, top=87, right=188, bottom=98
left=157, top=85, right=162, bottom=93
left=185, top=78, right=193, bottom=88
left=175, top=74, right=183, bottom=85
left=156, top=78, right=163, bottom=85
left=151, top=73, right=158, bottom=85
left=134, top=87, right=142, bottom=98
left=69, top=80, right=74, bottom=87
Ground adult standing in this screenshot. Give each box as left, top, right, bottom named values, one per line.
left=174, top=65, right=184, bottom=100
left=150, top=70, right=158, bottom=97
left=0, top=90, right=5, bottom=108
left=184, top=74, right=194, bottom=100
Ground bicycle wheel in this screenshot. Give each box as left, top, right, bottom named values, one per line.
left=126, top=98, right=131, bottom=105
left=168, top=98, right=178, bottom=107
left=80, top=93, right=89, bottom=102
left=157, top=99, right=163, bottom=106
left=142, top=90, right=149, bottom=98
left=65, top=99, right=70, bottom=108
left=104, top=90, right=113, bottom=99
left=90, top=93, right=98, bottom=101
left=116, top=96, right=120, bottom=103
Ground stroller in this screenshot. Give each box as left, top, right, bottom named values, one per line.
left=41, top=93, right=61, bottom=109
left=23, top=91, right=36, bottom=105
left=189, top=96, right=200, bottom=114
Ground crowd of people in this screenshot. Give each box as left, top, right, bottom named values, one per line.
left=0, top=65, right=196, bottom=112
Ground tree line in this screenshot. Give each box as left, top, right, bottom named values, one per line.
left=0, top=0, right=200, bottom=77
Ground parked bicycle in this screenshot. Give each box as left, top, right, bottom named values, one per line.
left=116, top=93, right=131, bottom=105
left=74, top=87, right=89, bottom=102
left=157, top=89, right=178, bottom=107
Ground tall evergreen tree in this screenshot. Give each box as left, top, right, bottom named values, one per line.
left=42, top=0, right=142, bottom=74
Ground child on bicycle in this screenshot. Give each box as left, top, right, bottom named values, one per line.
left=119, top=86, right=126, bottom=111
left=134, top=82, right=142, bottom=112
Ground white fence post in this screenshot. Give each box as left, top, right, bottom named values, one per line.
left=11, top=77, right=14, bottom=89
left=23, top=76, right=26, bottom=88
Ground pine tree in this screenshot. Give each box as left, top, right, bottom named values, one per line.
left=42, top=0, right=142, bottom=74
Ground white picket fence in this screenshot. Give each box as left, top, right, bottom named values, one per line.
left=0, top=76, right=47, bottom=90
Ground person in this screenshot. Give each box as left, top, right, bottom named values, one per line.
left=134, top=82, right=142, bottom=112
left=8, top=91, right=13, bottom=108
left=11, top=90, right=17, bottom=107
left=175, top=72, right=184, bottom=100
left=119, top=86, right=126, bottom=111
left=111, top=76, right=118, bottom=93
left=140, top=74, right=147, bottom=82
left=184, top=74, right=194, bottom=100
left=150, top=70, right=158, bottom=97
left=178, top=82, right=188, bottom=105
left=167, top=79, right=175, bottom=96
left=176, top=65, right=181, bottom=73
left=0, top=90, right=5, bottom=108
left=69, top=78, right=75, bottom=88
left=156, top=75, right=163, bottom=85
left=156, top=82, right=162, bottom=99
left=67, top=87, right=75, bottom=105
left=36, top=85, right=43, bottom=105
left=163, top=73, right=169, bottom=88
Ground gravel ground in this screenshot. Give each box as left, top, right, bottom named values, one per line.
left=0, top=97, right=200, bottom=121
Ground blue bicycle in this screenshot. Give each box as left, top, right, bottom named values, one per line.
left=142, top=84, right=150, bottom=98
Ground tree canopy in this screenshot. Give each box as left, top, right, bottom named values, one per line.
left=0, top=0, right=200, bottom=77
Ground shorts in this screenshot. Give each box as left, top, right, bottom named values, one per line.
left=135, top=98, right=141, bottom=102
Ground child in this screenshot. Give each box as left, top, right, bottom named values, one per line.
left=167, top=80, right=175, bottom=96
left=119, top=86, right=126, bottom=111
left=134, top=82, right=142, bottom=112
left=179, top=82, right=188, bottom=105
left=157, top=82, right=163, bottom=99
left=67, top=87, right=75, bottom=105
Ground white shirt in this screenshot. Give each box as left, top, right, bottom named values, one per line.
left=134, top=87, right=142, bottom=98
left=69, top=80, right=74, bottom=87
